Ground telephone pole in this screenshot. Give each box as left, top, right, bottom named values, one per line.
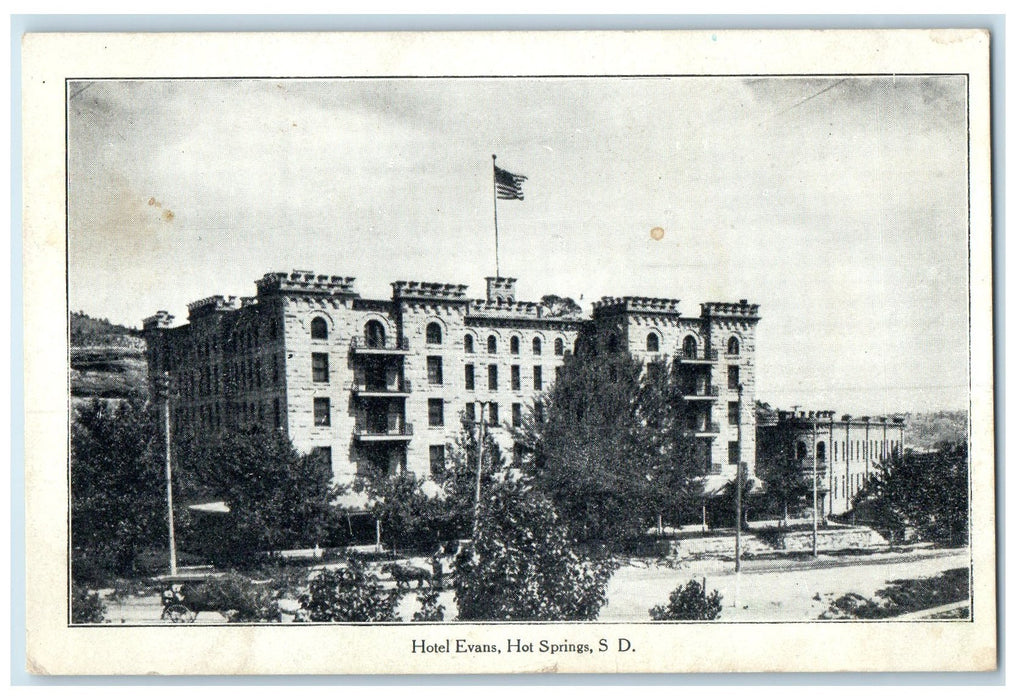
left=472, top=401, right=487, bottom=540
left=161, top=371, right=178, bottom=576
left=735, top=383, right=744, bottom=573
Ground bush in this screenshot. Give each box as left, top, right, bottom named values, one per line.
left=650, top=578, right=723, bottom=621
left=198, top=573, right=281, bottom=623
left=298, top=559, right=402, bottom=622
left=412, top=589, right=446, bottom=622
left=71, top=583, right=106, bottom=624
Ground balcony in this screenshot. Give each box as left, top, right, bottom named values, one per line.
left=683, top=386, right=720, bottom=401
left=692, top=421, right=721, bottom=437
left=349, top=336, right=410, bottom=355
left=675, top=348, right=719, bottom=364
left=353, top=422, right=414, bottom=442
left=346, top=379, right=412, bottom=398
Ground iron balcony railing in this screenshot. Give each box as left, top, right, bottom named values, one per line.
left=692, top=421, right=722, bottom=435
left=675, top=348, right=719, bottom=363
left=683, top=385, right=720, bottom=399
left=353, top=422, right=414, bottom=439
left=349, top=336, right=410, bottom=352
left=345, top=379, right=412, bottom=395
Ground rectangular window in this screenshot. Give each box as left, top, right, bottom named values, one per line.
left=429, top=445, right=446, bottom=475
left=533, top=365, right=543, bottom=390
left=312, top=352, right=329, bottom=382
left=465, top=402, right=476, bottom=423
left=728, top=401, right=740, bottom=425
left=728, top=441, right=741, bottom=465
left=512, top=402, right=522, bottom=427
left=428, top=398, right=444, bottom=427
left=312, top=446, right=332, bottom=470
left=273, top=398, right=281, bottom=428
left=313, top=397, right=330, bottom=426
left=488, top=402, right=499, bottom=425
left=534, top=402, right=544, bottom=423
left=511, top=365, right=521, bottom=390
left=555, top=366, right=562, bottom=382
left=464, top=364, right=475, bottom=390
left=728, top=365, right=740, bottom=390
left=488, top=364, right=498, bottom=390
left=427, top=356, right=443, bottom=385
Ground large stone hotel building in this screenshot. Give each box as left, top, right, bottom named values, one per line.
left=143, top=270, right=760, bottom=493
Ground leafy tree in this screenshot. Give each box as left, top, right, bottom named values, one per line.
left=299, top=559, right=402, bottom=622
left=539, top=294, right=582, bottom=318
left=649, top=578, right=723, bottom=621
left=71, top=399, right=166, bottom=584
left=453, top=475, right=615, bottom=621
left=175, top=427, right=340, bottom=564
left=434, top=416, right=509, bottom=540
left=412, top=589, right=446, bottom=621
left=355, top=470, right=443, bottom=554
left=852, top=442, right=968, bottom=545
left=754, top=421, right=811, bottom=524
left=71, top=583, right=107, bottom=624
left=515, top=352, right=706, bottom=545
left=197, top=572, right=282, bottom=623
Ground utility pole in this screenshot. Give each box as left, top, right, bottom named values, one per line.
left=811, top=419, right=818, bottom=557
left=735, top=383, right=744, bottom=573
left=161, top=371, right=178, bottom=576
left=472, top=401, right=486, bottom=540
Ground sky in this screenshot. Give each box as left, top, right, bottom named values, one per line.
left=67, top=76, right=969, bottom=415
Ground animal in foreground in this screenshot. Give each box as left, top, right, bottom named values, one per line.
left=381, top=562, right=432, bottom=588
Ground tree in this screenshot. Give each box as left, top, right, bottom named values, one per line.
left=453, top=475, right=615, bottom=621
left=299, top=559, right=402, bottom=622
left=754, top=420, right=812, bottom=523
left=435, top=415, right=509, bottom=540
left=71, top=399, right=165, bottom=584
left=852, top=442, right=968, bottom=545
left=539, top=294, right=582, bottom=318
left=649, top=578, right=723, bottom=621
left=355, top=470, right=443, bottom=554
left=175, top=427, right=340, bottom=564
left=515, top=352, right=706, bottom=545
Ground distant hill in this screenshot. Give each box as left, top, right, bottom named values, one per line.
left=903, top=410, right=968, bottom=451
left=69, top=312, right=147, bottom=400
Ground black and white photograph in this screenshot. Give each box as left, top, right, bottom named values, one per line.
left=22, top=29, right=995, bottom=674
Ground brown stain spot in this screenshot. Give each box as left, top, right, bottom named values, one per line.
left=147, top=197, right=160, bottom=207
left=650, top=226, right=665, bottom=241
left=162, top=209, right=175, bottom=222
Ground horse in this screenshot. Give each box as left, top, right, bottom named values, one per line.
left=381, top=562, right=432, bottom=589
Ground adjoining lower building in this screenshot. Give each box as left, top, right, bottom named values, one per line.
left=143, top=270, right=760, bottom=497
left=756, top=409, right=906, bottom=517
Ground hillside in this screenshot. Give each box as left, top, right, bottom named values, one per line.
left=903, top=410, right=968, bottom=452
left=69, top=312, right=147, bottom=400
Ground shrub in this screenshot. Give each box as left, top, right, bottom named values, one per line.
left=412, top=589, right=446, bottom=622
left=650, top=578, right=723, bottom=621
left=298, top=559, right=402, bottom=622
left=71, top=583, right=106, bottom=624
left=198, top=573, right=281, bottom=622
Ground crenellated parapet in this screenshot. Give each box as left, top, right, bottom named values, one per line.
left=701, top=300, right=760, bottom=319
left=187, top=295, right=242, bottom=320
left=485, top=276, right=518, bottom=302
left=142, top=310, right=175, bottom=331
left=466, top=298, right=547, bottom=320
left=392, top=280, right=470, bottom=303
left=256, top=270, right=358, bottom=298
left=592, top=296, right=682, bottom=317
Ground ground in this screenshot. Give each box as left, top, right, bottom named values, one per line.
left=98, top=546, right=969, bottom=624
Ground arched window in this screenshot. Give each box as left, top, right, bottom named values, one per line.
left=682, top=335, right=697, bottom=358
left=796, top=441, right=807, bottom=460
left=510, top=336, right=520, bottom=355
left=646, top=332, right=660, bottom=353
left=554, top=338, right=564, bottom=356
left=532, top=337, right=542, bottom=355
left=727, top=336, right=740, bottom=355
left=464, top=334, right=474, bottom=353
left=487, top=335, right=497, bottom=354
left=426, top=322, right=442, bottom=345
left=311, top=317, right=328, bottom=340
left=816, top=441, right=826, bottom=461
left=364, top=320, right=385, bottom=348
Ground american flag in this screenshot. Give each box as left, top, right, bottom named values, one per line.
left=494, top=164, right=527, bottom=200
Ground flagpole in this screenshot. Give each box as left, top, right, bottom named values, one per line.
left=491, top=154, right=500, bottom=279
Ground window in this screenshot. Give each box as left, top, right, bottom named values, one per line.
left=817, top=441, right=826, bottom=461
left=512, top=403, right=522, bottom=427
left=464, top=334, right=474, bottom=353
left=429, top=445, right=446, bottom=475
left=796, top=441, right=807, bottom=460
left=427, top=356, right=443, bottom=385
left=311, top=317, right=328, bottom=340
left=728, top=365, right=740, bottom=391
left=365, top=320, right=385, bottom=348
left=727, top=336, right=740, bottom=355
left=511, top=365, right=521, bottom=390
left=312, top=352, right=329, bottom=382
left=488, top=402, right=499, bottom=425
left=533, top=365, right=543, bottom=390
left=428, top=399, right=444, bottom=427
left=510, top=336, right=520, bottom=355
left=608, top=333, right=619, bottom=353
left=554, top=338, right=564, bottom=356
left=464, top=364, right=475, bottom=390
left=728, top=441, right=741, bottom=465
left=683, top=335, right=697, bottom=358
left=488, top=365, right=498, bottom=390
left=268, top=318, right=278, bottom=340
left=312, top=446, right=332, bottom=470
left=465, top=403, right=476, bottom=423
left=487, top=335, right=497, bottom=354
left=534, top=402, right=544, bottom=423
left=728, top=401, right=740, bottom=425
left=647, top=332, right=660, bottom=353
left=426, top=322, right=442, bottom=345
left=313, top=397, right=330, bottom=426
left=532, top=337, right=542, bottom=355
left=272, top=355, right=279, bottom=383
left=834, top=441, right=838, bottom=460
left=273, top=398, right=281, bottom=428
